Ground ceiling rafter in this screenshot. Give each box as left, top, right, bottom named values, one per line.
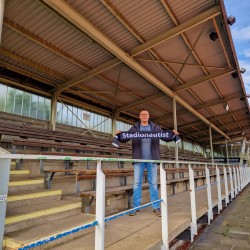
left=189, top=119, right=250, bottom=137
left=153, top=92, right=245, bottom=123
left=176, top=109, right=249, bottom=130
left=212, top=17, right=241, bottom=129
left=0, top=49, right=146, bottom=117
left=99, top=0, right=207, bottom=133
left=3, top=14, right=185, bottom=122
left=159, top=0, right=237, bottom=131
left=134, top=58, right=229, bottom=70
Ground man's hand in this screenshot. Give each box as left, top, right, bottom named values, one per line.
left=115, top=130, right=122, bottom=135
left=173, top=130, right=179, bottom=135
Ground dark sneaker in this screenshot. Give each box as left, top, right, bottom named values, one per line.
left=153, top=208, right=161, bottom=217
left=129, top=210, right=140, bottom=216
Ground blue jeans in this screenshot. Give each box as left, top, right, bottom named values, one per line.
left=133, top=162, right=159, bottom=210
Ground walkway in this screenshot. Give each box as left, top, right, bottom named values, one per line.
left=190, top=185, right=250, bottom=250
left=48, top=183, right=230, bottom=250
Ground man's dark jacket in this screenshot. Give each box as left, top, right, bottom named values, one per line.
left=120, top=120, right=171, bottom=161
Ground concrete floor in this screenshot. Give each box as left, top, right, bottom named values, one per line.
left=189, top=185, right=250, bottom=250
left=50, top=182, right=231, bottom=250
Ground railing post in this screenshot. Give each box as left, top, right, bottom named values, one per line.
left=216, top=165, right=222, bottom=213
left=228, top=166, right=234, bottom=200
left=0, top=157, right=11, bottom=249
left=243, top=166, right=245, bottom=188
left=233, top=166, right=238, bottom=195
left=160, top=162, right=169, bottom=250
left=95, top=160, right=105, bottom=250
left=243, top=167, right=246, bottom=187
left=240, top=166, right=243, bottom=189
left=237, top=167, right=241, bottom=192
left=189, top=164, right=197, bottom=242
left=205, top=165, right=213, bottom=224
left=223, top=167, right=229, bottom=205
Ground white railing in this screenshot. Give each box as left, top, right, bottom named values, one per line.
left=0, top=154, right=249, bottom=250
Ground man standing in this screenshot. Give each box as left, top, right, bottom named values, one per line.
left=115, top=109, right=179, bottom=217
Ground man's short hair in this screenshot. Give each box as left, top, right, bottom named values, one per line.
left=139, top=109, right=149, bottom=114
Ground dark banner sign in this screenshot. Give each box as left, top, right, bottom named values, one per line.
left=213, top=158, right=246, bottom=164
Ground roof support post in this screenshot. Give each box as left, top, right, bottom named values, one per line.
left=0, top=0, right=4, bottom=46
left=225, top=138, right=229, bottom=165
left=209, top=125, right=214, bottom=166
left=193, top=141, right=195, bottom=155
left=50, top=92, right=59, bottom=131
left=240, top=137, right=246, bottom=164
left=246, top=145, right=250, bottom=166
left=182, top=137, right=185, bottom=153
left=173, top=98, right=179, bottom=175
left=112, top=113, right=119, bottom=138
left=0, top=156, right=11, bottom=250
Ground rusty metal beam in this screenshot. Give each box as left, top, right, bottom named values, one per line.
left=173, top=68, right=236, bottom=92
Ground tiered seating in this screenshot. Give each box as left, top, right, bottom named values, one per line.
left=0, top=120, right=210, bottom=164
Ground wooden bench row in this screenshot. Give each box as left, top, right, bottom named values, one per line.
left=0, top=120, right=211, bottom=163
left=43, top=167, right=227, bottom=213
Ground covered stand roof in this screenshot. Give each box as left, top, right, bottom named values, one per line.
left=0, top=0, right=249, bottom=143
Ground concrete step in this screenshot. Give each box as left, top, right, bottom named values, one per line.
left=10, top=162, right=17, bottom=170
left=9, top=170, right=29, bottom=179
left=3, top=213, right=95, bottom=249
left=8, top=178, right=44, bottom=193
left=5, top=200, right=82, bottom=233
left=4, top=213, right=95, bottom=250
left=7, top=189, right=62, bottom=209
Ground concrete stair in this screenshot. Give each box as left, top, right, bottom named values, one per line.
left=4, top=214, right=95, bottom=250
left=10, top=161, right=17, bottom=170
left=7, top=189, right=62, bottom=209
left=8, top=178, right=44, bottom=192
left=3, top=161, right=85, bottom=250
left=9, top=170, right=29, bottom=179
left=5, top=199, right=82, bottom=233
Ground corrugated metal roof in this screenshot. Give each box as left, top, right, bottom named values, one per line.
left=166, top=0, right=215, bottom=24
left=4, top=0, right=114, bottom=69
left=0, top=54, right=63, bottom=84
left=1, top=26, right=87, bottom=79
left=65, top=0, right=141, bottom=52
left=108, top=0, right=176, bottom=41
left=0, top=0, right=248, bottom=140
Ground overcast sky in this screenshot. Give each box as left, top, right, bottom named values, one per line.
left=224, top=0, right=250, bottom=94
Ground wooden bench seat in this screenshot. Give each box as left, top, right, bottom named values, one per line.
left=12, top=138, right=132, bottom=155
left=0, top=120, right=131, bottom=150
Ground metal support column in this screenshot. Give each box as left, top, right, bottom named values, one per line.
left=112, top=113, right=119, bottom=138
left=205, top=165, right=213, bottom=224
left=246, top=145, right=250, bottom=165
left=0, top=1, right=7, bottom=246
left=182, top=137, right=185, bottom=153
left=160, top=162, right=169, bottom=250
left=0, top=0, right=4, bottom=45
left=216, top=166, right=222, bottom=213
left=0, top=149, right=11, bottom=249
left=229, top=166, right=234, bottom=200
left=173, top=98, right=179, bottom=176
left=189, top=164, right=197, bottom=242
left=50, top=92, right=58, bottom=131
left=95, top=160, right=105, bottom=250
left=240, top=137, right=246, bottom=164
left=225, top=138, right=229, bottom=165
left=209, top=125, right=214, bottom=166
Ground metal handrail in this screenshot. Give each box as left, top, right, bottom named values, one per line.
left=0, top=154, right=249, bottom=250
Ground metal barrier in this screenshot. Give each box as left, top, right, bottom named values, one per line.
left=0, top=154, right=249, bottom=250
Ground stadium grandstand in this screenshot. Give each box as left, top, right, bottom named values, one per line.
left=0, top=0, right=250, bottom=249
